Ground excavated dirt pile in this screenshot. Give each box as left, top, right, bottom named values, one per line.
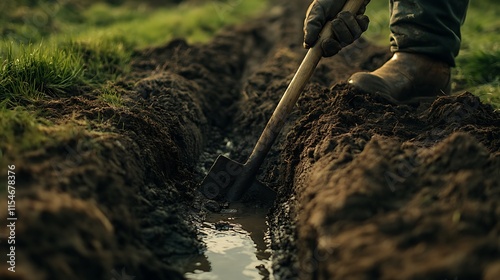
left=279, top=88, right=500, bottom=280
left=1, top=0, right=499, bottom=279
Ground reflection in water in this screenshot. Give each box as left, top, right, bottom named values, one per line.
left=185, top=203, right=273, bottom=280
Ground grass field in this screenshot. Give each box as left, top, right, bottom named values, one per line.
left=0, top=0, right=498, bottom=165
left=0, top=0, right=267, bottom=164
left=1, top=0, right=267, bottom=105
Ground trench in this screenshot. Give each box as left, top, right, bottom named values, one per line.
left=156, top=3, right=324, bottom=278
left=157, top=1, right=311, bottom=278
left=184, top=202, right=273, bottom=280
left=177, top=44, right=283, bottom=280
left=178, top=126, right=277, bottom=280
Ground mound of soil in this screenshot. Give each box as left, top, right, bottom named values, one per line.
left=281, top=88, right=500, bottom=280
left=1, top=0, right=499, bottom=279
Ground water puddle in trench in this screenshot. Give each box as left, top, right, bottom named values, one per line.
left=184, top=203, right=274, bottom=280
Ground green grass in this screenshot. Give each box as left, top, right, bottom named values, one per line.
left=0, top=0, right=267, bottom=107
left=455, top=1, right=500, bottom=108
left=73, top=0, right=268, bottom=47
left=0, top=106, right=52, bottom=161
left=455, top=50, right=500, bottom=86
left=364, top=0, right=500, bottom=108
left=98, top=83, right=124, bottom=108
left=0, top=0, right=267, bottom=159
left=0, top=104, right=112, bottom=167
left=0, top=38, right=134, bottom=105
left=0, top=42, right=85, bottom=104
left=363, top=1, right=390, bottom=45
left=2, top=0, right=269, bottom=47
left=63, top=37, right=133, bottom=84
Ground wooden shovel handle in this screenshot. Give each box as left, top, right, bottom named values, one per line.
left=245, top=0, right=366, bottom=169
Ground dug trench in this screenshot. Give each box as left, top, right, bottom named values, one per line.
left=1, top=0, right=500, bottom=280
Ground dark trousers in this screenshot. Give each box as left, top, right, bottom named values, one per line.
left=389, top=0, right=469, bottom=66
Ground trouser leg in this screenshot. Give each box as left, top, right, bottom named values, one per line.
left=389, top=0, right=469, bottom=66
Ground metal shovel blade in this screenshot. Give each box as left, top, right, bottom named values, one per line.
left=199, top=155, right=276, bottom=203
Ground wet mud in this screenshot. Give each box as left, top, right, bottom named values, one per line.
left=1, top=0, right=499, bottom=279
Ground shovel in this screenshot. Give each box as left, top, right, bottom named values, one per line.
left=200, top=0, right=366, bottom=203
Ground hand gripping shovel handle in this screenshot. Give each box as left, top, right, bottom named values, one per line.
left=244, top=0, right=366, bottom=169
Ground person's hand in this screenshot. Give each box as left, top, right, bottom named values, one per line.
left=304, top=0, right=370, bottom=57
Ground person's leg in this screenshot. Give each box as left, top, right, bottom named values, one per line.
left=390, top=0, right=469, bottom=67
left=349, top=0, right=469, bottom=103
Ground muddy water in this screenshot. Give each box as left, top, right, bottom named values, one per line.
left=184, top=203, right=274, bottom=280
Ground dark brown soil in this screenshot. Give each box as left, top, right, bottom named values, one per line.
left=280, top=88, right=500, bottom=280
left=1, top=0, right=499, bottom=279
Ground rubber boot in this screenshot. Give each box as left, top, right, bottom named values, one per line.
left=348, top=52, right=451, bottom=103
